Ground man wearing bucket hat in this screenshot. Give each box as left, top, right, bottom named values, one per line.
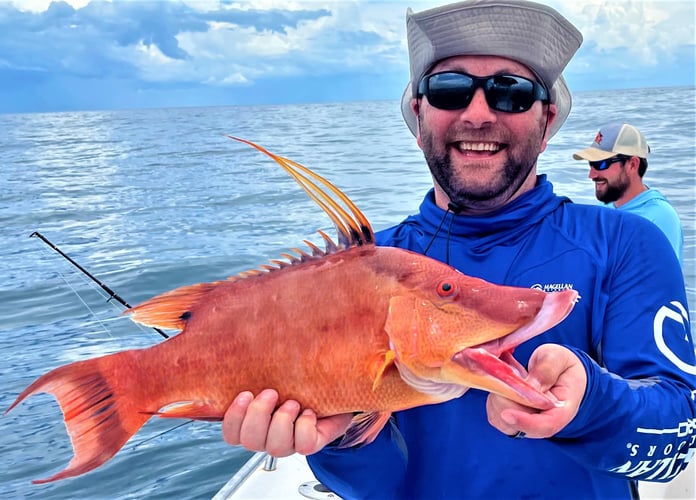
left=574, top=122, right=684, bottom=264
left=222, top=1, right=695, bottom=498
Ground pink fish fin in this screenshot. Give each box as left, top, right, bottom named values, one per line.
left=371, top=350, right=397, bottom=391
left=226, top=136, right=374, bottom=249
left=5, top=352, right=150, bottom=484
left=152, top=401, right=224, bottom=422
left=337, top=411, right=392, bottom=448
left=125, top=281, right=226, bottom=330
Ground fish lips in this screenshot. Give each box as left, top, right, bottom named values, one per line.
left=451, top=289, right=578, bottom=410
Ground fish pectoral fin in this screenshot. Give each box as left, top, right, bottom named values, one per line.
left=153, top=401, right=224, bottom=422
left=126, top=282, right=225, bottom=330
left=371, top=350, right=396, bottom=391
left=338, top=411, right=392, bottom=448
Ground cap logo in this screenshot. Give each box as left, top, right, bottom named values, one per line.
left=594, top=131, right=603, bottom=144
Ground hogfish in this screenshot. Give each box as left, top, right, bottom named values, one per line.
left=7, top=137, right=578, bottom=484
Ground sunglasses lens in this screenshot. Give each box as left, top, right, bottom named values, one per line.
left=590, top=157, right=626, bottom=170
left=421, top=72, right=544, bottom=113
left=486, top=75, right=537, bottom=112
left=424, top=73, right=475, bottom=110
left=590, top=160, right=608, bottom=170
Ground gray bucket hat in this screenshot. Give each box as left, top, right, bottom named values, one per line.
left=401, top=0, right=583, bottom=139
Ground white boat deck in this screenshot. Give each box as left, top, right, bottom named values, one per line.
left=213, top=452, right=341, bottom=499
left=214, top=452, right=695, bottom=499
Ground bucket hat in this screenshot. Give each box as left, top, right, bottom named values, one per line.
left=401, top=0, right=583, bottom=139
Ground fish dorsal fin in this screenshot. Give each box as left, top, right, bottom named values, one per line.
left=227, top=136, right=374, bottom=252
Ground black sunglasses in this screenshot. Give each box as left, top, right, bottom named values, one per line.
left=589, top=155, right=630, bottom=171
left=417, top=71, right=549, bottom=113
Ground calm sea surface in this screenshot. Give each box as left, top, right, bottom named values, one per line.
left=1, top=86, right=694, bottom=499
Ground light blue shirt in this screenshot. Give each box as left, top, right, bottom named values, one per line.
left=609, top=188, right=684, bottom=265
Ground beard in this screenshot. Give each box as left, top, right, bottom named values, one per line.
left=595, top=184, right=628, bottom=203
left=419, top=123, right=544, bottom=210
left=596, top=178, right=629, bottom=204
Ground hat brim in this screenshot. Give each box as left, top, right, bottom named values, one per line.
left=400, top=73, right=571, bottom=140
left=572, top=148, right=617, bottom=161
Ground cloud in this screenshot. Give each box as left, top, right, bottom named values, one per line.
left=551, top=0, right=695, bottom=89
left=0, top=0, right=693, bottom=114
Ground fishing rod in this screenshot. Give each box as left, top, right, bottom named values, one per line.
left=30, top=231, right=169, bottom=339
left=29, top=232, right=195, bottom=446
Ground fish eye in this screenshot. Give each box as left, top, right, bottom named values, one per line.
left=437, top=281, right=456, bottom=297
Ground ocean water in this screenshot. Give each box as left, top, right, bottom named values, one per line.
left=1, top=86, right=694, bottom=499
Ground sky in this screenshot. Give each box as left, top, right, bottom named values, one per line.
left=0, top=0, right=694, bottom=114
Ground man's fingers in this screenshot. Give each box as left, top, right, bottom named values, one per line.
left=527, top=345, right=576, bottom=392
left=499, top=407, right=564, bottom=439
left=222, top=390, right=354, bottom=456
left=265, top=399, right=302, bottom=457
left=487, top=345, right=588, bottom=439
left=294, top=409, right=321, bottom=455
left=222, top=391, right=254, bottom=446
left=238, top=389, right=279, bottom=451
left=295, top=411, right=353, bottom=455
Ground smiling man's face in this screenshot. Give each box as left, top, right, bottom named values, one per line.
left=413, top=55, right=556, bottom=214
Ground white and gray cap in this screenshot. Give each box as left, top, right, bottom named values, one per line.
left=401, top=0, right=583, bottom=139
left=573, top=123, right=650, bottom=161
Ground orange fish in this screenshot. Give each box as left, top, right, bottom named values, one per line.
left=6, top=137, right=578, bottom=484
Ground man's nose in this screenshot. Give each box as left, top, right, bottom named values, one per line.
left=457, top=88, right=496, bottom=127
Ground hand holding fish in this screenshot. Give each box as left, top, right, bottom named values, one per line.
left=222, top=389, right=353, bottom=456
left=485, top=344, right=587, bottom=438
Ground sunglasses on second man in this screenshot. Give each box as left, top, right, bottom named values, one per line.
left=589, top=155, right=631, bottom=171
left=417, top=71, right=549, bottom=113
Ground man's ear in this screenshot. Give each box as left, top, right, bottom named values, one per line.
left=411, top=98, right=423, bottom=149
left=539, top=103, right=558, bottom=153
left=627, top=156, right=640, bottom=173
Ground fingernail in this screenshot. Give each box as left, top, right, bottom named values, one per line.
left=259, top=389, right=278, bottom=401
left=234, top=392, right=252, bottom=406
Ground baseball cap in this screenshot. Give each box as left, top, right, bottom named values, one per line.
left=401, top=0, right=583, bottom=139
left=572, top=123, right=650, bottom=161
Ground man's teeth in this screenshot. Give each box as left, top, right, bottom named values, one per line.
left=457, top=142, right=501, bottom=152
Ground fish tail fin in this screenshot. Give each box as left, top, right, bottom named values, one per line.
left=6, top=352, right=150, bottom=484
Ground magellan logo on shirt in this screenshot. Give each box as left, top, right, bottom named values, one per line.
left=531, top=283, right=575, bottom=292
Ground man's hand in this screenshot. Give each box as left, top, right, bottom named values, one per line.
left=486, top=344, right=587, bottom=438
left=222, top=389, right=354, bottom=456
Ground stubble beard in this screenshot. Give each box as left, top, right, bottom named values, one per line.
left=420, top=125, right=543, bottom=211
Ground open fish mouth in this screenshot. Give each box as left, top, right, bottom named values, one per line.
left=451, top=289, right=579, bottom=409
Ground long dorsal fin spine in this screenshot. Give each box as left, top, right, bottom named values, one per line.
left=226, top=136, right=374, bottom=247
left=224, top=135, right=375, bottom=277
left=276, top=159, right=355, bottom=244
left=277, top=155, right=362, bottom=244
left=279, top=154, right=373, bottom=240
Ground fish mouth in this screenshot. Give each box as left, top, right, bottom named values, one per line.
left=451, top=289, right=578, bottom=410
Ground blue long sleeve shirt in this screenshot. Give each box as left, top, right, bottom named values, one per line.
left=307, top=175, right=696, bottom=499
left=609, top=188, right=684, bottom=265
